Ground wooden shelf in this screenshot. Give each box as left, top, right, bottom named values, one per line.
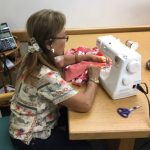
left=0, top=49, right=16, bottom=56
left=0, top=39, right=22, bottom=94
left=0, top=40, right=21, bottom=73
left=0, top=40, right=21, bottom=56
left=0, top=57, right=22, bottom=73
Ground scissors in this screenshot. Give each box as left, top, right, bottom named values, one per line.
left=117, top=106, right=141, bottom=118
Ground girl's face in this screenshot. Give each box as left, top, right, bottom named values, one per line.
left=51, top=28, right=68, bottom=56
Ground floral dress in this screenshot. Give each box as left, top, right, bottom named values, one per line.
left=9, top=65, right=78, bottom=145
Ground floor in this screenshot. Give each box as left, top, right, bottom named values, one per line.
left=89, top=138, right=150, bottom=150
left=134, top=138, right=150, bottom=150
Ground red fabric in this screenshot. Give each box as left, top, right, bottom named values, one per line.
left=65, top=46, right=103, bottom=56
left=64, top=61, right=106, bottom=82
left=64, top=46, right=110, bottom=86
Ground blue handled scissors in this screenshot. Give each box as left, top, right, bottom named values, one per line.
left=117, top=106, right=141, bottom=118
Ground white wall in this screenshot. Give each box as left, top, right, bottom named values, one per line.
left=0, top=0, right=150, bottom=30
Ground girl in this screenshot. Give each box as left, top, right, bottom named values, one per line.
left=9, top=9, right=105, bottom=150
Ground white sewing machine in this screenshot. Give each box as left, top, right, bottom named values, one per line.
left=96, top=35, right=141, bottom=99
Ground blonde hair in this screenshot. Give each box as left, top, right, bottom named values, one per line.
left=17, top=9, right=66, bottom=81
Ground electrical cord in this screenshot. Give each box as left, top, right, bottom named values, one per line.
left=136, top=82, right=150, bottom=150
left=137, top=83, right=149, bottom=119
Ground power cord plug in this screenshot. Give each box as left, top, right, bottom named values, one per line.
left=136, top=83, right=148, bottom=95
left=136, top=84, right=150, bottom=150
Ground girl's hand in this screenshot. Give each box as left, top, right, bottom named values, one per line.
left=91, top=55, right=106, bottom=63
left=88, top=65, right=101, bottom=80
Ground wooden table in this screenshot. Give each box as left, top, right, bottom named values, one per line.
left=67, top=31, right=150, bottom=150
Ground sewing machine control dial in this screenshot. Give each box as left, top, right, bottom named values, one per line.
left=122, top=78, right=131, bottom=86
left=126, top=60, right=140, bottom=74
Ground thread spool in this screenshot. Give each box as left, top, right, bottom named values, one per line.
left=125, top=40, right=139, bottom=50
left=146, top=60, right=150, bottom=70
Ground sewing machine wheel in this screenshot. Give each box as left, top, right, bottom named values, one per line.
left=126, top=60, right=140, bottom=74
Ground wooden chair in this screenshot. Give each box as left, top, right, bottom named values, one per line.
left=0, top=92, right=14, bottom=107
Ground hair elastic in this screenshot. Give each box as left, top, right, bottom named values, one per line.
left=28, top=37, right=41, bottom=53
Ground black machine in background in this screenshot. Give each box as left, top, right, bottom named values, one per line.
left=0, top=23, right=17, bottom=52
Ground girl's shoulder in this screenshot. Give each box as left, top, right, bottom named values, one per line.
left=38, top=65, right=57, bottom=77
left=33, top=65, right=60, bottom=88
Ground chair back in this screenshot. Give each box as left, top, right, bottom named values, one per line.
left=0, top=116, right=15, bottom=150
